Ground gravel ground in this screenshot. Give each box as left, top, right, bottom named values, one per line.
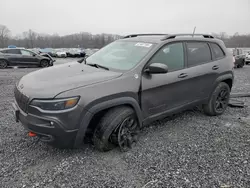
left=0, top=65, right=250, bottom=188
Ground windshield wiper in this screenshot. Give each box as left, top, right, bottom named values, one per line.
left=87, top=63, right=109, bottom=70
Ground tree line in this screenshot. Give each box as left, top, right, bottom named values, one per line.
left=0, top=24, right=250, bottom=49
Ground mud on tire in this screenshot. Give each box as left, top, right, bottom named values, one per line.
left=203, top=82, right=230, bottom=116
left=93, top=106, right=138, bottom=152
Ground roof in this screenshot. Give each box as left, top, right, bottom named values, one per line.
left=121, top=35, right=166, bottom=43
left=120, top=33, right=223, bottom=44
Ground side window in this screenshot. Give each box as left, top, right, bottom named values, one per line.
left=149, top=42, right=184, bottom=71
left=187, top=42, right=211, bottom=67
left=0, top=50, right=8, bottom=53
left=21, top=50, right=33, bottom=56
left=210, top=43, right=225, bottom=59
left=7, top=49, right=21, bottom=54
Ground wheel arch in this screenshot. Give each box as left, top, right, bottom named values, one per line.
left=74, top=96, right=143, bottom=148
left=0, top=58, right=10, bottom=65
left=211, top=73, right=233, bottom=96
left=40, top=58, right=50, bottom=67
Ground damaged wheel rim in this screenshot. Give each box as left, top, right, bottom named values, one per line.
left=117, top=115, right=139, bottom=152
left=215, top=89, right=229, bottom=112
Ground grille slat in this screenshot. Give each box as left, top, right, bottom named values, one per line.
left=14, top=85, right=29, bottom=112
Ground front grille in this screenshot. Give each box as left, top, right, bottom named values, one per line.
left=14, top=85, right=29, bottom=112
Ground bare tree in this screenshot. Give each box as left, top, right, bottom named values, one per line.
left=4, top=25, right=249, bottom=49
left=27, top=29, right=37, bottom=48
left=0, top=25, right=11, bottom=48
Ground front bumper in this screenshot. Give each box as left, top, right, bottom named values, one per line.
left=50, top=59, right=56, bottom=66
left=12, top=101, right=79, bottom=147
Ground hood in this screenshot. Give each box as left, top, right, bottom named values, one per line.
left=18, top=61, right=122, bottom=98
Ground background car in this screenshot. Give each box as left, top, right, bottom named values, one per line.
left=40, top=48, right=57, bottom=57
left=245, top=52, right=250, bottom=65
left=55, top=49, right=67, bottom=58
left=231, top=48, right=245, bottom=68
left=66, top=49, right=86, bottom=58
left=28, top=48, right=56, bottom=64
left=0, top=48, right=53, bottom=69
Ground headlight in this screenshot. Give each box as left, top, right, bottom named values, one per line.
left=30, top=96, right=80, bottom=111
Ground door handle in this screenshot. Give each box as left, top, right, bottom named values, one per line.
left=178, top=73, right=188, bottom=78
left=212, top=65, right=219, bottom=70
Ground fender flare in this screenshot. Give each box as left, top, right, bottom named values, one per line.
left=214, top=73, right=233, bottom=86
left=74, top=97, right=143, bottom=148
left=209, top=73, right=234, bottom=98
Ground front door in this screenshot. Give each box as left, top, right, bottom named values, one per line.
left=141, top=42, right=193, bottom=119
left=20, top=49, right=38, bottom=66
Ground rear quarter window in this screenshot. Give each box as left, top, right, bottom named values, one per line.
left=210, top=43, right=225, bottom=59
left=4, top=49, right=21, bottom=54
left=186, top=42, right=212, bottom=67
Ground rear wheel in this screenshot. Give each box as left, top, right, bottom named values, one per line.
left=93, top=106, right=140, bottom=152
left=203, top=82, right=230, bottom=116
left=0, top=60, right=8, bottom=69
left=40, top=60, right=49, bottom=68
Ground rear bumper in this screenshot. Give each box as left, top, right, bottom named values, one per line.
left=12, top=101, right=79, bottom=147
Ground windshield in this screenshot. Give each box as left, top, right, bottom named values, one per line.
left=86, top=41, right=155, bottom=71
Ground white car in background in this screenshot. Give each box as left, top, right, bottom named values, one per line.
left=56, top=50, right=67, bottom=58
left=245, top=52, right=250, bottom=65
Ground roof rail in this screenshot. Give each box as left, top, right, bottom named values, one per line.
left=161, top=34, right=214, bottom=40
left=123, top=33, right=168, bottom=39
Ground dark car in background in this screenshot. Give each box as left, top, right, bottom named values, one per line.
left=66, top=49, right=86, bottom=58
left=231, top=48, right=245, bottom=68
left=245, top=52, right=250, bottom=65
left=39, top=48, right=57, bottom=57
left=0, top=48, right=54, bottom=69
left=28, top=48, right=56, bottom=64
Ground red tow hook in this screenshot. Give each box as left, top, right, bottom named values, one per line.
left=28, top=132, right=37, bottom=137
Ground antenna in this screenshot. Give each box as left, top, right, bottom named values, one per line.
left=192, top=26, right=196, bottom=37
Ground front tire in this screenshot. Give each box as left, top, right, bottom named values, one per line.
left=203, top=82, right=230, bottom=116
left=0, top=60, right=8, bottom=69
left=93, top=106, right=139, bottom=152
left=40, top=60, right=49, bottom=68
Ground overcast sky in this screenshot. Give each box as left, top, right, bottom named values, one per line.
left=0, top=0, right=250, bottom=36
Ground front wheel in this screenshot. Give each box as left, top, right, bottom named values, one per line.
left=0, top=60, right=8, bottom=69
left=203, top=82, right=230, bottom=116
left=93, top=106, right=140, bottom=152
left=40, top=60, right=49, bottom=68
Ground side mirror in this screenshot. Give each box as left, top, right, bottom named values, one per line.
left=144, top=63, right=168, bottom=74
left=32, top=53, right=36, bottom=57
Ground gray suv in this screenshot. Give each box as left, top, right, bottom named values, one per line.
left=12, top=34, right=234, bottom=152
left=0, top=48, right=54, bottom=68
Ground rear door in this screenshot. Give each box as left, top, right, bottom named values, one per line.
left=3, top=49, right=22, bottom=65
left=184, top=41, right=219, bottom=100
left=20, top=49, right=39, bottom=65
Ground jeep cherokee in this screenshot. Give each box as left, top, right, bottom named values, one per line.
left=12, top=33, right=234, bottom=152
